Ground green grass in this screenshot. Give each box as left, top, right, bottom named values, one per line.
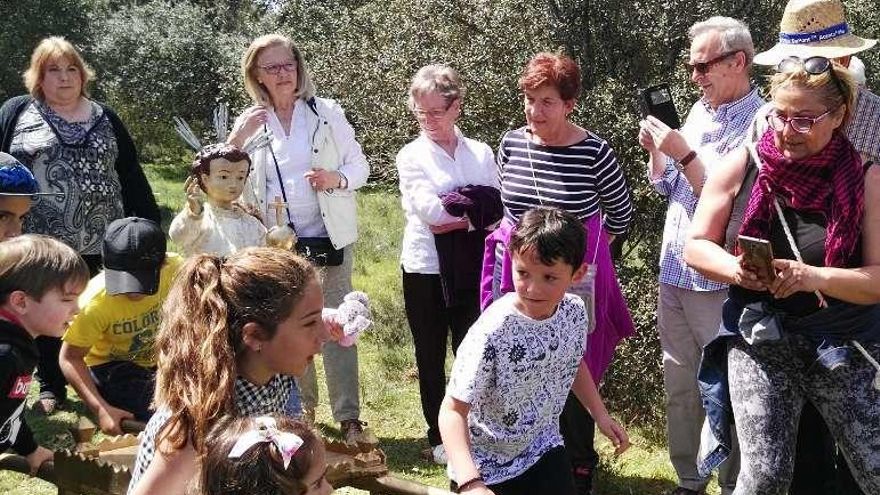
left=0, top=165, right=723, bottom=494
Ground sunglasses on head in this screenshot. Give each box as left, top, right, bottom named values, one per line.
left=685, top=51, right=740, bottom=74
left=776, top=55, right=846, bottom=99
left=775, top=56, right=832, bottom=75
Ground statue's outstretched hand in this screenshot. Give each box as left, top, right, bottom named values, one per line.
left=184, top=176, right=206, bottom=215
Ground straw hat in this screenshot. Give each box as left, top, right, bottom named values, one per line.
left=754, top=0, right=877, bottom=65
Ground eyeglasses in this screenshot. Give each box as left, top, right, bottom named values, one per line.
left=765, top=108, right=837, bottom=134
left=259, top=62, right=297, bottom=75
left=685, top=51, right=739, bottom=74
left=412, top=100, right=455, bottom=120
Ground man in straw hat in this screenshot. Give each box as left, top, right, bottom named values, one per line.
left=639, top=16, right=763, bottom=495
left=747, top=2, right=878, bottom=494
left=750, top=0, right=880, bottom=164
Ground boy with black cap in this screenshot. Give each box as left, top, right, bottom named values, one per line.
left=0, top=152, right=42, bottom=241
left=59, top=217, right=182, bottom=434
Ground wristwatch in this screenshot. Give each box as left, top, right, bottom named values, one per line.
left=338, top=171, right=349, bottom=190
left=677, top=150, right=698, bottom=172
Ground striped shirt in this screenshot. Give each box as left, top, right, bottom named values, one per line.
left=653, top=87, right=765, bottom=291
left=498, top=128, right=633, bottom=235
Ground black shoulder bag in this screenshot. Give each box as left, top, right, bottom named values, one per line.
left=265, top=99, right=344, bottom=266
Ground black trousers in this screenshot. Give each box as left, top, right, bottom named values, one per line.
left=91, top=361, right=156, bottom=421
left=402, top=270, right=480, bottom=447
left=35, top=254, right=102, bottom=403
left=560, top=390, right=599, bottom=490
left=451, top=446, right=576, bottom=495
left=790, top=402, right=864, bottom=495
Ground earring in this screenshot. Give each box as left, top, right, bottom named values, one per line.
left=256, top=345, right=263, bottom=352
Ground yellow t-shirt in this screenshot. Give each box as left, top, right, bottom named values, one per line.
left=63, top=253, right=183, bottom=368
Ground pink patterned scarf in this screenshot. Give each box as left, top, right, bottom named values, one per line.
left=739, top=129, right=864, bottom=268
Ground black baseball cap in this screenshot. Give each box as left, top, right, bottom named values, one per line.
left=103, top=217, right=166, bottom=295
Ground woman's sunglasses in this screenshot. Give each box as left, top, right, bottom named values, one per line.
left=775, top=55, right=846, bottom=103
left=776, top=56, right=832, bottom=75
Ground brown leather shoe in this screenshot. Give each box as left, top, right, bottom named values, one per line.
left=340, top=419, right=366, bottom=445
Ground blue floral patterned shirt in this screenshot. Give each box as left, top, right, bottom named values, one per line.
left=446, top=293, right=587, bottom=485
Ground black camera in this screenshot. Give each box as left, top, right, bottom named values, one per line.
left=638, top=84, right=681, bottom=129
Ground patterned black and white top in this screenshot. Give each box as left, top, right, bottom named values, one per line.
left=446, top=292, right=588, bottom=485
left=498, top=127, right=633, bottom=235
left=127, top=374, right=295, bottom=493
left=10, top=100, right=125, bottom=255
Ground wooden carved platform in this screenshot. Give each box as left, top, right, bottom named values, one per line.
left=0, top=417, right=453, bottom=495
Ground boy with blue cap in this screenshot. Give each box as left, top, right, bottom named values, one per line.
left=0, top=152, right=40, bottom=242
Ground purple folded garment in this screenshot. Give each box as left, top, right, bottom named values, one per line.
left=438, top=185, right=502, bottom=230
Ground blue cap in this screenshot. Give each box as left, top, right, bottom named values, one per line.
left=0, top=152, right=40, bottom=196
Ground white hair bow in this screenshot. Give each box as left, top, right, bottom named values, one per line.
left=228, top=416, right=303, bottom=469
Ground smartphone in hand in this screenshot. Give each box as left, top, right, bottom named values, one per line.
left=738, top=235, right=776, bottom=284
left=638, top=84, right=681, bottom=129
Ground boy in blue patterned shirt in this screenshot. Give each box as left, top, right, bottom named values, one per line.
left=439, top=207, right=629, bottom=494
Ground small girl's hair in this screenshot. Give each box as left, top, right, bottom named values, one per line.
left=154, top=247, right=316, bottom=454
left=0, top=234, right=90, bottom=303
left=190, top=143, right=252, bottom=191
left=197, top=415, right=321, bottom=495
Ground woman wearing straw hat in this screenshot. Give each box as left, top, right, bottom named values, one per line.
left=747, top=2, right=880, bottom=493
left=750, top=0, right=880, bottom=164
left=686, top=56, right=880, bottom=493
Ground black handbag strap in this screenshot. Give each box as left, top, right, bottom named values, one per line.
left=265, top=123, right=298, bottom=235
left=265, top=97, right=322, bottom=236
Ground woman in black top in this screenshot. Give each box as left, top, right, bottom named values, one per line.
left=686, top=58, right=880, bottom=494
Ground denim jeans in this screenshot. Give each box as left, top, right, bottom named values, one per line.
left=90, top=360, right=155, bottom=421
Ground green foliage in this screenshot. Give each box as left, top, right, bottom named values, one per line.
left=0, top=0, right=98, bottom=102
left=88, top=1, right=266, bottom=160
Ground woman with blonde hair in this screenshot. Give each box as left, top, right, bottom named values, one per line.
left=685, top=57, right=880, bottom=493
left=228, top=34, right=369, bottom=443
left=0, top=36, right=159, bottom=415
left=127, top=248, right=332, bottom=495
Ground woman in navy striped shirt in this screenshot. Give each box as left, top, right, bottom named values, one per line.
left=488, top=52, right=635, bottom=495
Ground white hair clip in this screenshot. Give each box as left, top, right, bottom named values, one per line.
left=228, top=416, right=303, bottom=469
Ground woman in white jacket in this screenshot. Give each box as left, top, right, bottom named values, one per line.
left=228, top=33, right=369, bottom=444
left=396, top=64, right=500, bottom=464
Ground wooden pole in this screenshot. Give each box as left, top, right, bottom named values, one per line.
left=0, top=454, right=56, bottom=483
left=348, top=475, right=455, bottom=495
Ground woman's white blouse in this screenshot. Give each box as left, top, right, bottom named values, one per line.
left=396, top=128, right=499, bottom=274
left=265, top=101, right=326, bottom=236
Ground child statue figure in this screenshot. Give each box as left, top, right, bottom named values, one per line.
left=169, top=143, right=267, bottom=257
left=169, top=105, right=270, bottom=257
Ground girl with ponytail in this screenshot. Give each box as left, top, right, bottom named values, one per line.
left=128, top=247, right=329, bottom=495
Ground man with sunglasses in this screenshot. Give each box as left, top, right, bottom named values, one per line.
left=638, top=16, right=763, bottom=495
left=746, top=2, right=879, bottom=494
